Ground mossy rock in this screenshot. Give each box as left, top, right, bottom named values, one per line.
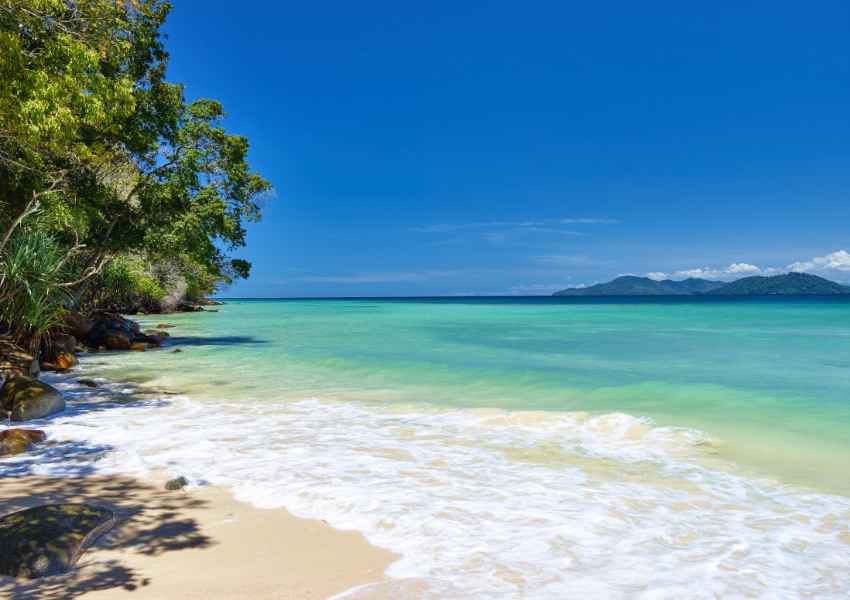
left=0, top=376, right=65, bottom=422
left=0, top=504, right=115, bottom=578
left=0, top=429, right=46, bottom=456
left=165, top=476, right=189, bottom=491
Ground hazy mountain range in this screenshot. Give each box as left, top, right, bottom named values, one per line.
left=553, top=272, right=850, bottom=297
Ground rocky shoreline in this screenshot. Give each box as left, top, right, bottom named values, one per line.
left=0, top=305, right=217, bottom=580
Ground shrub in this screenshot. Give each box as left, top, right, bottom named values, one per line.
left=0, top=227, right=69, bottom=351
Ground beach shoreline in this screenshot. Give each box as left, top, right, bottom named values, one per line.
left=0, top=474, right=397, bottom=599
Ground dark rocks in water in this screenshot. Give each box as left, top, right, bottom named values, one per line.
left=0, top=429, right=46, bottom=456
left=171, top=348, right=183, bottom=354
left=165, top=476, right=189, bottom=491
left=77, top=379, right=98, bottom=388
left=63, top=312, right=93, bottom=340
left=144, top=329, right=171, bottom=338
left=156, top=323, right=177, bottom=329
left=0, top=375, right=65, bottom=421
left=0, top=504, right=115, bottom=578
left=177, top=303, right=205, bottom=312
left=128, top=342, right=147, bottom=352
left=133, top=333, right=166, bottom=347
left=86, top=313, right=140, bottom=349
left=102, top=331, right=131, bottom=351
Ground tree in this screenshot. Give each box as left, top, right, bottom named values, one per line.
left=0, top=0, right=269, bottom=290
left=0, top=0, right=270, bottom=343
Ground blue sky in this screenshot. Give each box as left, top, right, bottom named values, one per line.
left=163, top=1, right=850, bottom=296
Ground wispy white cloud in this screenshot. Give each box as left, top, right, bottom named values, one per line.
left=646, top=262, right=765, bottom=281
left=298, top=270, right=464, bottom=284
left=787, top=250, right=850, bottom=274
left=412, top=217, right=618, bottom=234
left=558, top=218, right=620, bottom=225
left=644, top=250, right=850, bottom=282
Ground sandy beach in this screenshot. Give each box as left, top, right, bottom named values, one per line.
left=0, top=475, right=397, bottom=599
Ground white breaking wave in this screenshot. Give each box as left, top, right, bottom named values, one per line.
left=2, top=374, right=849, bottom=599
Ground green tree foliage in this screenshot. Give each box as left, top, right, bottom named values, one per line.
left=0, top=0, right=270, bottom=345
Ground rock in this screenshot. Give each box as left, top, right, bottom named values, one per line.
left=0, top=429, right=46, bottom=456
left=102, top=331, right=131, bottom=351
left=52, top=334, right=78, bottom=355
left=128, top=342, right=147, bottom=352
left=0, top=504, right=115, bottom=578
left=165, top=476, right=189, bottom=491
left=171, top=348, right=183, bottom=353
left=133, top=333, right=164, bottom=347
left=177, top=303, right=204, bottom=312
left=157, top=324, right=177, bottom=329
left=63, top=312, right=93, bottom=340
left=0, top=376, right=65, bottom=421
left=86, top=313, right=140, bottom=348
left=0, top=337, right=36, bottom=380
left=144, top=329, right=171, bottom=338
left=77, top=379, right=98, bottom=388
left=41, top=351, right=78, bottom=372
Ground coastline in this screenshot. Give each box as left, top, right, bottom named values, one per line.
left=3, top=301, right=850, bottom=597
left=0, top=474, right=397, bottom=599
left=1, top=310, right=398, bottom=599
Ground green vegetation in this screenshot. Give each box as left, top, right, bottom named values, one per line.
left=553, top=276, right=725, bottom=296
left=705, top=272, right=850, bottom=296
left=553, top=273, right=850, bottom=297
left=0, top=1, right=270, bottom=349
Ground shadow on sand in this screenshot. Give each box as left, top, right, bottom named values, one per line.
left=0, top=474, right=214, bottom=599
left=0, top=374, right=216, bottom=598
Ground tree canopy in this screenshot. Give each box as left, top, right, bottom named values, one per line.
left=0, top=0, right=270, bottom=344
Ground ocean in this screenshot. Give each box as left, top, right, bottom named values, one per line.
left=5, top=297, right=850, bottom=598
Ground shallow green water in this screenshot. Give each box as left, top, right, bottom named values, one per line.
left=113, top=296, right=850, bottom=494
left=15, top=295, right=849, bottom=597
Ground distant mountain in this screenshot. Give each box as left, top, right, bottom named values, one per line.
left=706, top=272, right=850, bottom=296
left=552, top=272, right=850, bottom=297
left=553, top=276, right=724, bottom=296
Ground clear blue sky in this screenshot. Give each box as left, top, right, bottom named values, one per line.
left=163, top=1, right=850, bottom=296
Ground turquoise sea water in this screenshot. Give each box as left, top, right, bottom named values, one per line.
left=133, top=297, right=849, bottom=493
left=8, top=297, right=850, bottom=598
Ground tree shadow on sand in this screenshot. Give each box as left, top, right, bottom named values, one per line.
left=0, top=475, right=214, bottom=599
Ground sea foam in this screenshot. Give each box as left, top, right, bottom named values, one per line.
left=2, top=373, right=849, bottom=599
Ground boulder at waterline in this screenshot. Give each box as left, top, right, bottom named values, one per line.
left=77, top=379, right=98, bottom=388
left=156, top=323, right=177, bottom=329
left=102, top=331, right=131, bottom=351
left=41, top=352, right=78, bottom=372
left=144, top=329, right=171, bottom=338
left=52, top=334, right=78, bottom=355
left=0, top=429, right=46, bottom=456
left=165, top=476, right=189, bottom=491
left=0, top=376, right=65, bottom=421
left=0, top=504, right=116, bottom=578
left=63, top=312, right=93, bottom=340
left=133, top=333, right=165, bottom=347
left=129, top=342, right=147, bottom=352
